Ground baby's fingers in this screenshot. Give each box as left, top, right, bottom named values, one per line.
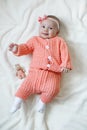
left=8, top=43, right=15, bottom=51
left=63, top=68, right=70, bottom=73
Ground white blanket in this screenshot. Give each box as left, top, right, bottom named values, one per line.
left=0, top=0, right=87, bottom=130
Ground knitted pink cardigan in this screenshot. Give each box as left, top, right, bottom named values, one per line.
left=15, top=36, right=72, bottom=73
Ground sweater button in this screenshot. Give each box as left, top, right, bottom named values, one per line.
left=48, top=56, right=52, bottom=61
left=45, top=45, right=49, bottom=49
left=47, top=64, right=50, bottom=68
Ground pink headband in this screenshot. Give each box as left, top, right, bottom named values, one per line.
left=38, top=15, right=48, bottom=23
left=38, top=15, right=59, bottom=30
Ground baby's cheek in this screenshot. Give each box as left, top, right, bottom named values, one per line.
left=50, top=32, right=55, bottom=37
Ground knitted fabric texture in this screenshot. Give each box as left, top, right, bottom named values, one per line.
left=15, top=36, right=72, bottom=72
left=15, top=36, right=72, bottom=103
left=15, top=69, right=61, bottom=103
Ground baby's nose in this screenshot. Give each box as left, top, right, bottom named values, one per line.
left=44, top=27, right=48, bottom=32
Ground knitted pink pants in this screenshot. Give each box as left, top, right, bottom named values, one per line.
left=15, top=69, right=61, bottom=103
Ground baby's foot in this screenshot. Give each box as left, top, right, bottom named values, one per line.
left=38, top=104, right=46, bottom=113
left=10, top=97, right=23, bottom=113
left=36, top=99, right=46, bottom=113
left=10, top=103, right=21, bottom=113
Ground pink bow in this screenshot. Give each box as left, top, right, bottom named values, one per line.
left=38, top=15, right=47, bottom=23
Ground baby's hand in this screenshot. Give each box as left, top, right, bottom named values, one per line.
left=9, top=43, right=18, bottom=53
left=61, top=67, right=70, bottom=73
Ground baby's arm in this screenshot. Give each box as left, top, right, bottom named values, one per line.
left=60, top=38, right=72, bottom=72
left=9, top=38, right=34, bottom=56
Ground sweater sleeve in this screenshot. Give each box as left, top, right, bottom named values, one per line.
left=15, top=37, right=34, bottom=56
left=59, top=38, right=72, bottom=70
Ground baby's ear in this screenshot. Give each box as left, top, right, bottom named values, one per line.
left=56, top=30, right=59, bottom=35
left=58, top=28, right=60, bottom=33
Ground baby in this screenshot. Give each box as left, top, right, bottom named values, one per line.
left=9, top=15, right=72, bottom=113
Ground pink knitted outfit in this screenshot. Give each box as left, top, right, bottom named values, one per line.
left=15, top=36, right=72, bottom=103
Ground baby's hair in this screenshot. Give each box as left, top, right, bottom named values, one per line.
left=47, top=15, right=60, bottom=32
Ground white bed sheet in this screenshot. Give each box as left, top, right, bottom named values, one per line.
left=0, top=0, right=87, bottom=130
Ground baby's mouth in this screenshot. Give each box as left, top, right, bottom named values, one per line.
left=42, top=33, right=48, bottom=35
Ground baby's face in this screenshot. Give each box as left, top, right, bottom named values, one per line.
left=39, top=19, right=59, bottom=39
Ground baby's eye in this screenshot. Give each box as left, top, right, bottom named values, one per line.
left=42, top=25, right=45, bottom=28
left=49, top=27, right=53, bottom=30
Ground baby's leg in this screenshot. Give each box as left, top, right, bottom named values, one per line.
left=10, top=73, right=33, bottom=113
left=37, top=82, right=60, bottom=113
left=10, top=97, right=23, bottom=113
